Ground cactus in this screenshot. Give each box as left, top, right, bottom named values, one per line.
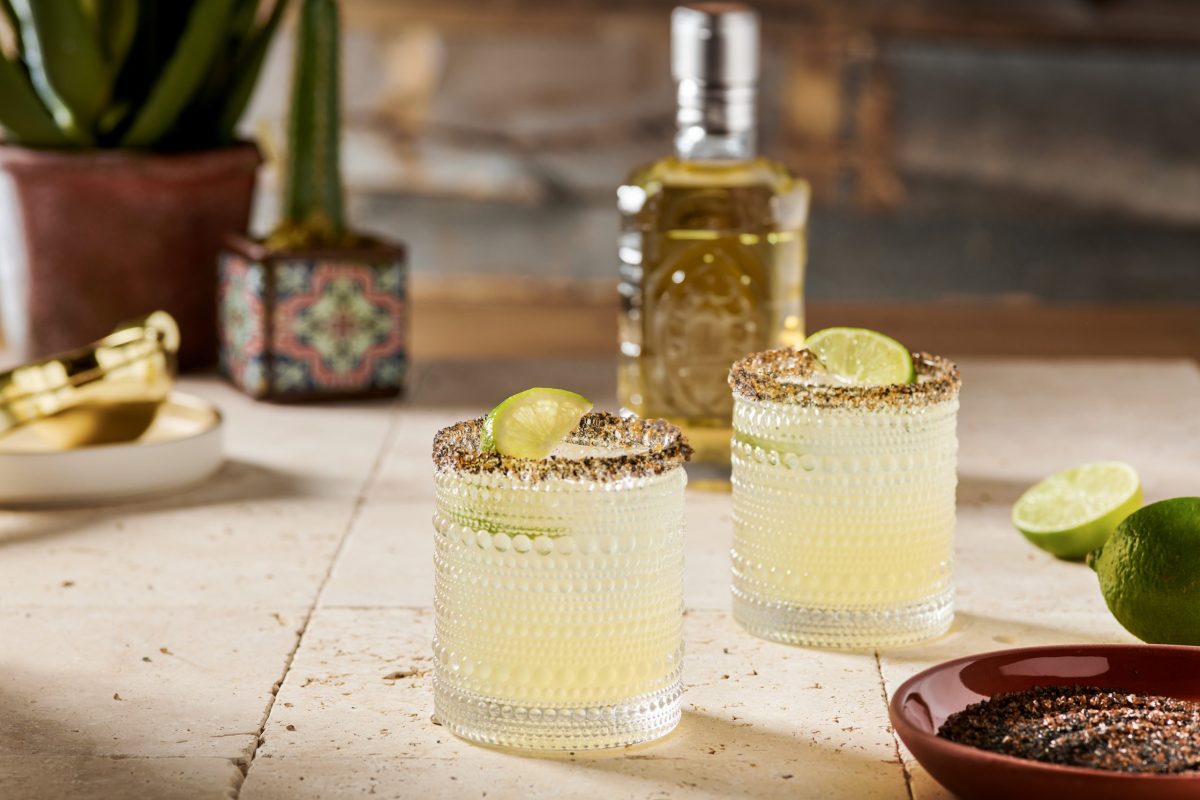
left=266, top=0, right=361, bottom=251
left=0, top=0, right=290, bottom=149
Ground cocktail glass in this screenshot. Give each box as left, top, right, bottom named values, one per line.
left=727, top=348, right=961, bottom=649
left=431, top=412, right=690, bottom=751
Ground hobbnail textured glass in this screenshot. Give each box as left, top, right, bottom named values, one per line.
left=729, top=352, right=960, bottom=649
left=432, top=435, right=687, bottom=752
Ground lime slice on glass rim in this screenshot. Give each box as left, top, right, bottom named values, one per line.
left=804, top=327, right=915, bottom=386
left=480, top=388, right=593, bottom=459
left=1012, top=461, right=1143, bottom=560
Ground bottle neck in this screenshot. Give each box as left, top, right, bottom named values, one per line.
left=673, top=78, right=757, bottom=161
left=674, top=128, right=756, bottom=161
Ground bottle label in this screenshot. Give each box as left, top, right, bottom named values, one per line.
left=647, top=238, right=765, bottom=419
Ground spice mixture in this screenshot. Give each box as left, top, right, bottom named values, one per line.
left=937, top=685, right=1200, bottom=774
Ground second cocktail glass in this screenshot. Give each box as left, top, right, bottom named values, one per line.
left=432, top=413, right=690, bottom=751
left=727, top=347, right=961, bottom=649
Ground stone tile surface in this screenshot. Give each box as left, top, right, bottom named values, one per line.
left=0, top=756, right=242, bottom=800
left=880, top=358, right=1199, bottom=799
left=0, top=377, right=395, bottom=799
left=242, top=608, right=902, bottom=800
left=0, top=607, right=307, bottom=761
left=3, top=360, right=1198, bottom=799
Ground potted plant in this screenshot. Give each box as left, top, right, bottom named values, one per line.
left=218, top=0, right=407, bottom=401
left=0, top=1, right=290, bottom=368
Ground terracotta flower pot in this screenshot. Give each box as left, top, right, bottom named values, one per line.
left=0, top=143, right=260, bottom=369
left=218, top=235, right=408, bottom=401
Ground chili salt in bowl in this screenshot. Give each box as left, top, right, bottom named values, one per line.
left=889, top=644, right=1200, bottom=800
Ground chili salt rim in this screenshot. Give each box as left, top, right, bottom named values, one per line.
left=728, top=348, right=961, bottom=410
left=431, top=411, right=692, bottom=482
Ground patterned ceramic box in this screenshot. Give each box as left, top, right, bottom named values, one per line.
left=218, top=236, right=407, bottom=401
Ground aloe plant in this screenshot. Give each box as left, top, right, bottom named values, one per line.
left=266, top=0, right=360, bottom=251
left=0, top=0, right=290, bottom=149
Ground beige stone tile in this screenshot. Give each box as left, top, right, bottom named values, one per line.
left=245, top=607, right=905, bottom=797
left=320, top=499, right=433, bottom=608
left=681, top=488, right=735, bottom=612
left=0, top=496, right=352, bottom=609
left=951, top=490, right=1121, bottom=615
left=185, top=378, right=398, bottom=499
left=955, top=359, right=1200, bottom=502
left=0, top=755, right=242, bottom=800
left=0, top=607, right=305, bottom=760
left=241, top=751, right=901, bottom=800
left=0, top=379, right=396, bottom=610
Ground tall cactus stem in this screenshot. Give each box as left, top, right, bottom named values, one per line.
left=272, top=0, right=345, bottom=248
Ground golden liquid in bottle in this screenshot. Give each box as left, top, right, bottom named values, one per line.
left=619, top=157, right=809, bottom=466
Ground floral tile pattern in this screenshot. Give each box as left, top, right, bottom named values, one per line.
left=218, top=254, right=268, bottom=397
left=218, top=250, right=407, bottom=400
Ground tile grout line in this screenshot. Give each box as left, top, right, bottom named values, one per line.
left=875, top=650, right=915, bottom=800
left=231, top=402, right=405, bottom=797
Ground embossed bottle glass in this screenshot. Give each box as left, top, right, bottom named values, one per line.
left=618, top=4, right=809, bottom=465
left=728, top=348, right=961, bottom=649
left=431, top=413, right=690, bottom=751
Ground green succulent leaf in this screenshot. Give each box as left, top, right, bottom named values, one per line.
left=216, top=0, right=291, bottom=142
left=91, top=0, right=138, bottom=74
left=228, top=0, right=262, bottom=43
left=10, top=0, right=108, bottom=144
left=119, top=0, right=236, bottom=148
left=0, top=54, right=68, bottom=145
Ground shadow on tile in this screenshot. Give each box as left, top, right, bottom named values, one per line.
left=956, top=473, right=1032, bottom=506
left=878, top=610, right=1131, bottom=666
left=567, top=709, right=901, bottom=797
left=0, top=667, right=247, bottom=799
left=0, top=458, right=310, bottom=549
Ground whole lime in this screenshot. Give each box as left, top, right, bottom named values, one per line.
left=1089, top=497, right=1200, bottom=645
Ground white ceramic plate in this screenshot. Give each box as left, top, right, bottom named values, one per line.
left=0, top=391, right=223, bottom=506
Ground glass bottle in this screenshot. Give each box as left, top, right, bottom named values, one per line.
left=618, top=3, right=809, bottom=466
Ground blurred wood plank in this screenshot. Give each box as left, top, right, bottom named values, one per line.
left=347, top=0, right=1200, bottom=47
left=410, top=275, right=1200, bottom=360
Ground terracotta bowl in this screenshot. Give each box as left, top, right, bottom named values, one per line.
left=889, top=644, right=1200, bottom=800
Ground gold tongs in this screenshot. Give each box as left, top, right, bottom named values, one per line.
left=0, top=311, right=180, bottom=449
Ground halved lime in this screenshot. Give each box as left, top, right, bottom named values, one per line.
left=1012, top=461, right=1142, bottom=560
left=480, top=388, right=593, bottom=459
left=804, top=327, right=915, bottom=386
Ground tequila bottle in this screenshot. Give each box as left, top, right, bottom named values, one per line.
left=619, top=3, right=809, bottom=464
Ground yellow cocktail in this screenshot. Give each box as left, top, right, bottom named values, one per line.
left=728, top=347, right=961, bottom=648
left=431, top=413, right=689, bottom=751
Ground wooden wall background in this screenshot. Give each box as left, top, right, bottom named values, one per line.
left=246, top=0, right=1200, bottom=359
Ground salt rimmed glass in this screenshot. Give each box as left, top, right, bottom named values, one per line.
left=727, top=348, right=961, bottom=649
left=431, top=413, right=690, bottom=752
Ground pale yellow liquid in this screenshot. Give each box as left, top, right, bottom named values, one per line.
left=432, top=466, right=686, bottom=750
left=618, top=157, right=809, bottom=464
left=730, top=395, right=959, bottom=648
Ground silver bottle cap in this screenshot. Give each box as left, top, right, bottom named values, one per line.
left=671, top=3, right=759, bottom=140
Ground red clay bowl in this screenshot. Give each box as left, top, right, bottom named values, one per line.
left=889, top=644, right=1200, bottom=800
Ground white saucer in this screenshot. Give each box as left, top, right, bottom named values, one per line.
left=0, top=391, right=223, bottom=506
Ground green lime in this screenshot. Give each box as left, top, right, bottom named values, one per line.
left=480, top=388, right=593, bottom=459
left=804, top=327, right=914, bottom=386
left=1012, top=462, right=1142, bottom=560
left=1089, top=497, right=1200, bottom=644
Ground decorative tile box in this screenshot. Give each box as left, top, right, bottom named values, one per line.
left=218, top=236, right=407, bottom=401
